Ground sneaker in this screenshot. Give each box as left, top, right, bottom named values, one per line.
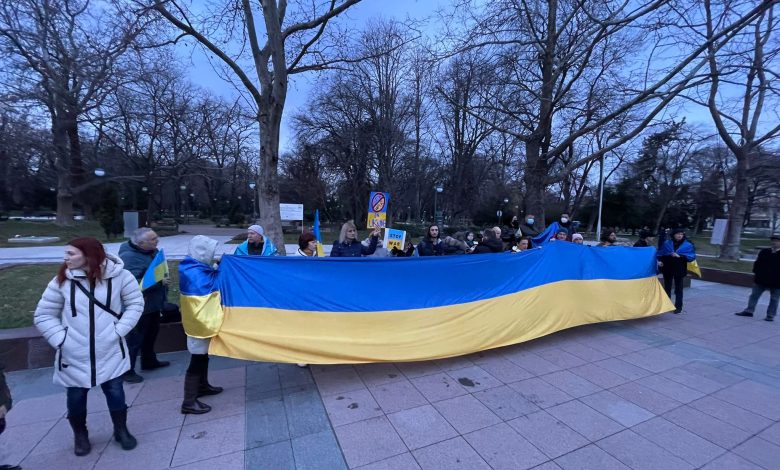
left=735, top=311, right=754, bottom=317
left=765, top=317, right=774, bottom=322
left=122, top=370, right=144, bottom=383
left=296, top=363, right=308, bottom=368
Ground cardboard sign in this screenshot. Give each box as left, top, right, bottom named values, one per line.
left=385, top=228, right=406, bottom=252
left=367, top=192, right=389, bottom=228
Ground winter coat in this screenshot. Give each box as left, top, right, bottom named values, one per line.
left=442, top=236, right=468, bottom=255
left=234, top=239, right=279, bottom=256
left=183, top=235, right=220, bottom=355
left=753, top=248, right=780, bottom=288
left=518, top=223, right=540, bottom=237
left=657, top=238, right=696, bottom=278
left=472, top=238, right=505, bottom=254
left=34, top=255, right=144, bottom=388
left=118, top=241, right=167, bottom=314
left=417, top=238, right=444, bottom=256
left=0, top=364, right=10, bottom=418
left=330, top=237, right=378, bottom=257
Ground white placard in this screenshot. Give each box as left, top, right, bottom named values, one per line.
left=711, top=219, right=728, bottom=245
left=280, top=203, right=304, bottom=221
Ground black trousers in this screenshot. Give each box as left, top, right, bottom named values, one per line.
left=127, top=312, right=161, bottom=370
left=663, top=274, right=685, bottom=311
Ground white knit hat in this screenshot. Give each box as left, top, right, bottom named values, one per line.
left=248, top=225, right=264, bottom=237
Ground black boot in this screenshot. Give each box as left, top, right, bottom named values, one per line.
left=109, top=409, right=137, bottom=450
left=67, top=415, right=91, bottom=456
left=197, top=356, right=223, bottom=397
left=182, top=373, right=211, bottom=414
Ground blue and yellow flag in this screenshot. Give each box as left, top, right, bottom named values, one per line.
left=140, top=249, right=168, bottom=291
left=179, top=257, right=223, bottom=338
left=199, top=243, right=673, bottom=364
left=313, top=209, right=325, bottom=257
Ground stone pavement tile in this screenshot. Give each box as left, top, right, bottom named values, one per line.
left=665, top=403, right=751, bottom=449
left=619, top=347, right=691, bottom=373
left=446, top=365, right=502, bottom=392
left=93, top=426, right=179, bottom=470
left=355, top=452, right=421, bottom=470
left=395, top=361, right=443, bottom=379
left=531, top=463, right=563, bottom=470
left=593, top=358, right=653, bottom=381
left=509, top=377, right=573, bottom=409
left=700, top=452, right=764, bottom=470
left=245, top=441, right=295, bottom=470
left=660, top=366, right=732, bottom=395
left=733, top=436, right=780, bottom=469
left=410, top=373, right=468, bottom=402
left=546, top=400, right=623, bottom=442
left=568, top=363, right=629, bottom=389
left=507, top=410, right=588, bottom=459
left=463, top=422, right=547, bottom=470
left=714, top=380, right=780, bottom=420
left=354, top=363, right=405, bottom=388
left=309, top=364, right=356, bottom=376
left=636, top=374, right=706, bottom=404
left=610, top=381, right=683, bottom=415
left=434, top=355, right=475, bottom=371
left=185, top=386, right=247, bottom=425
left=207, top=366, right=246, bottom=389
left=245, top=396, right=289, bottom=448
left=246, top=363, right=281, bottom=394
left=127, top=397, right=185, bottom=433
left=663, top=361, right=743, bottom=391
left=170, top=413, right=245, bottom=467
left=536, top=349, right=587, bottom=369
left=503, top=351, right=564, bottom=376
left=21, top=445, right=104, bottom=469
left=387, top=404, right=457, bottom=451
left=5, top=394, right=65, bottom=426
left=579, top=390, right=655, bottom=427
left=333, top=416, right=407, bottom=468
left=560, top=342, right=610, bottom=363
left=633, top=417, right=726, bottom=467
left=278, top=364, right=314, bottom=389
left=313, top=367, right=366, bottom=396
left=473, top=356, right=533, bottom=384
left=432, top=394, right=501, bottom=434
left=283, top=387, right=332, bottom=439
left=554, top=444, right=630, bottom=470
left=411, top=436, right=491, bottom=470
left=541, top=370, right=602, bottom=398
left=30, top=411, right=113, bottom=456
left=134, top=375, right=185, bottom=405
left=369, top=379, right=429, bottom=414
left=291, top=429, right=348, bottom=470
left=759, top=421, right=780, bottom=446
left=472, top=385, right=540, bottom=420
left=171, top=450, right=245, bottom=469
left=596, top=429, right=693, bottom=470
left=322, top=388, right=384, bottom=427
left=689, top=396, right=772, bottom=434
left=0, top=418, right=56, bottom=466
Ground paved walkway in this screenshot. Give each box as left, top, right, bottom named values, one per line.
left=2, top=280, right=780, bottom=469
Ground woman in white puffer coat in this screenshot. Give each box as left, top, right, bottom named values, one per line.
left=34, top=237, right=143, bottom=457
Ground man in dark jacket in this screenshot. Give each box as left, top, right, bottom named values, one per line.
left=118, top=228, right=170, bottom=383
left=517, top=214, right=541, bottom=238
left=736, top=234, right=780, bottom=321
left=472, top=228, right=505, bottom=254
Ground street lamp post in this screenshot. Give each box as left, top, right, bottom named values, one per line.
left=249, top=182, right=257, bottom=222
left=434, top=185, right=443, bottom=225
left=497, top=198, right=509, bottom=225
left=179, top=185, right=186, bottom=222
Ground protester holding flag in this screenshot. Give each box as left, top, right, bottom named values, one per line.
left=472, top=228, right=505, bottom=254
left=417, top=225, right=445, bottom=256
left=234, top=225, right=279, bottom=256
left=34, top=237, right=143, bottom=456
left=119, top=228, right=170, bottom=383
left=330, top=220, right=381, bottom=257
left=657, top=228, right=697, bottom=314
left=295, top=232, right=318, bottom=257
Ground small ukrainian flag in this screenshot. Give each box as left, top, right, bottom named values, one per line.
left=140, top=249, right=169, bottom=291
left=313, top=210, right=325, bottom=257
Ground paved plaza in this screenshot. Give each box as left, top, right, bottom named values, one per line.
left=2, top=279, right=780, bottom=469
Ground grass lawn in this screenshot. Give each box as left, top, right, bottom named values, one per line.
left=697, top=257, right=753, bottom=273
left=0, top=220, right=124, bottom=247
left=0, top=261, right=181, bottom=329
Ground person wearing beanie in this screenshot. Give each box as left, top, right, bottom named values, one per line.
left=657, top=228, right=696, bottom=313
left=736, top=234, right=780, bottom=321
left=234, top=225, right=279, bottom=256
left=571, top=233, right=584, bottom=245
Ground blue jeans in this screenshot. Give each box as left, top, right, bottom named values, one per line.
left=746, top=284, right=780, bottom=319
left=66, top=376, right=126, bottom=417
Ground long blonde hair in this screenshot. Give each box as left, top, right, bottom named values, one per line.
left=339, top=220, right=357, bottom=244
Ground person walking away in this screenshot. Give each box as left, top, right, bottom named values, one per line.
left=180, top=236, right=224, bottom=415
left=234, top=225, right=279, bottom=256
left=657, top=228, right=696, bottom=314
left=330, top=221, right=381, bottom=257
left=34, top=237, right=143, bottom=456
left=736, top=234, right=780, bottom=321
left=118, top=228, right=170, bottom=383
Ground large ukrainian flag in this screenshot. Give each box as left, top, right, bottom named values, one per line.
left=194, top=243, right=673, bottom=364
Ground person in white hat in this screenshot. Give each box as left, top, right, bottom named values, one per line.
left=234, top=225, right=279, bottom=256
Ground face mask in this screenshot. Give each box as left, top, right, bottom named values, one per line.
left=561, top=217, right=569, bottom=223
left=527, top=219, right=535, bottom=225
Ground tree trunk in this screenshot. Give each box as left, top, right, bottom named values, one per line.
left=720, top=153, right=749, bottom=261
left=257, top=108, right=284, bottom=255
left=52, top=115, right=74, bottom=225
